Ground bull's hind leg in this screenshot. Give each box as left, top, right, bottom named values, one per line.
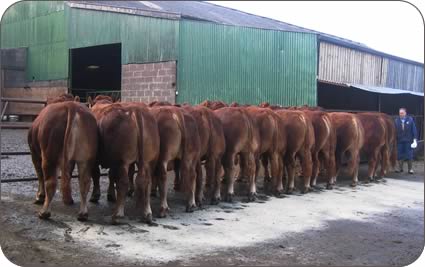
left=223, top=152, right=237, bottom=202
left=127, top=163, right=136, bottom=197
left=285, top=154, right=297, bottom=194
left=181, top=161, right=197, bottom=212
left=378, top=146, right=389, bottom=178
left=90, top=165, right=101, bottom=203
left=61, top=160, right=75, bottom=205
left=76, top=161, right=93, bottom=221
left=262, top=155, right=271, bottom=182
left=111, top=165, right=129, bottom=224
left=39, top=161, right=59, bottom=219
left=366, top=149, right=380, bottom=182
left=209, top=157, right=223, bottom=205
left=242, top=152, right=257, bottom=202
left=158, top=162, right=170, bottom=218
left=299, top=149, right=313, bottom=194
left=31, top=152, right=45, bottom=205
left=310, top=151, right=320, bottom=188
left=348, top=150, right=360, bottom=187
left=107, top=169, right=117, bottom=202
left=195, top=161, right=205, bottom=207
left=270, top=152, right=284, bottom=197
left=135, top=165, right=153, bottom=224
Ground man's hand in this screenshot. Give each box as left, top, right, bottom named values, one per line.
left=411, top=139, right=418, bottom=149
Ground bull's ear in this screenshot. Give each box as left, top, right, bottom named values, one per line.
left=87, top=96, right=93, bottom=107
left=74, top=96, right=80, bottom=102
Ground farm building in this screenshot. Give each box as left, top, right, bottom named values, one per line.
left=1, top=1, right=423, bottom=128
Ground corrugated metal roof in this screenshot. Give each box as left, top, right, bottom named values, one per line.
left=319, top=79, right=424, bottom=96
left=69, top=1, right=423, bottom=66
left=350, top=83, right=424, bottom=96
left=69, top=2, right=368, bottom=44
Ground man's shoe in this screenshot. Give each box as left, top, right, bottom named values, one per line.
left=408, top=169, right=414, bottom=174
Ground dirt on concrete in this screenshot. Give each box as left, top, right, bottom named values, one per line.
left=0, top=131, right=424, bottom=266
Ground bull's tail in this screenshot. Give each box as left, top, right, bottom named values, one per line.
left=63, top=107, right=76, bottom=163
left=172, top=110, right=186, bottom=155
left=132, top=109, right=145, bottom=172
left=62, top=106, right=77, bottom=199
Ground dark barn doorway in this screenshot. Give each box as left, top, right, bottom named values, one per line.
left=69, top=43, right=121, bottom=102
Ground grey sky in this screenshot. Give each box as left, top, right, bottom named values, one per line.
left=209, top=1, right=424, bottom=63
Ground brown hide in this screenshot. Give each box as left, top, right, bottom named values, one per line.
left=329, top=112, right=365, bottom=186
left=238, top=106, right=286, bottom=197
left=356, top=113, right=387, bottom=181
left=181, top=105, right=226, bottom=204
left=28, top=101, right=98, bottom=221
left=298, top=110, right=336, bottom=189
left=274, top=109, right=315, bottom=193
left=213, top=107, right=258, bottom=202
left=149, top=106, right=201, bottom=216
left=90, top=96, right=159, bottom=224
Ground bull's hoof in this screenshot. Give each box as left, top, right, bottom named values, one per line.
left=196, top=199, right=203, bottom=209
left=274, top=190, right=285, bottom=198
left=127, top=189, right=134, bottom=197
left=159, top=207, right=169, bottom=218
left=211, top=196, right=221, bottom=205
left=107, top=194, right=116, bottom=202
left=111, top=217, right=119, bottom=225
left=224, top=193, right=234, bottom=203
left=143, top=213, right=153, bottom=225
left=89, top=193, right=100, bottom=203
left=264, top=176, right=272, bottom=182
left=247, top=192, right=257, bottom=202
left=34, top=197, right=45, bottom=205
left=301, top=187, right=310, bottom=194
left=186, top=204, right=196, bottom=213
left=77, top=212, right=88, bottom=222
left=38, top=211, right=51, bottom=220
left=285, top=188, right=294, bottom=195
left=150, top=190, right=157, bottom=198
left=326, top=183, right=334, bottom=190
left=350, top=182, right=357, bottom=187
left=63, top=198, right=74, bottom=206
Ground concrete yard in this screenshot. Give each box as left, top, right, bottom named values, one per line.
left=1, top=129, right=424, bottom=266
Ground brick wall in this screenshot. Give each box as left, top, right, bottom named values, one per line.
left=121, top=61, right=176, bottom=103
left=1, top=80, right=68, bottom=116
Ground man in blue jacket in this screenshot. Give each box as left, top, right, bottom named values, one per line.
left=394, top=108, right=418, bottom=174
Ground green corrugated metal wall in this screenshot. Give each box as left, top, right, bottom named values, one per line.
left=1, top=1, right=67, bottom=81
left=177, top=20, right=317, bottom=106
left=66, top=7, right=179, bottom=64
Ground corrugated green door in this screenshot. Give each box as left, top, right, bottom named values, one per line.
left=177, top=20, right=317, bottom=106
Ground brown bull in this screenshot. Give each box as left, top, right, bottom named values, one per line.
left=328, top=112, right=364, bottom=187
left=201, top=101, right=259, bottom=202
left=88, top=96, right=159, bottom=224
left=149, top=105, right=201, bottom=217
left=181, top=104, right=226, bottom=205
left=28, top=95, right=97, bottom=221
left=231, top=103, right=287, bottom=197
left=259, top=102, right=315, bottom=193
left=356, top=113, right=388, bottom=181
left=376, top=113, right=397, bottom=176
left=293, top=107, right=337, bottom=189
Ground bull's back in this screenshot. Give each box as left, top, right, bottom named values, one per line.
left=98, top=107, right=139, bottom=165
left=330, top=112, right=364, bottom=151
left=215, top=107, right=252, bottom=153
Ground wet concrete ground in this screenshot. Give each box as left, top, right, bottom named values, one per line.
left=1, top=129, right=424, bottom=266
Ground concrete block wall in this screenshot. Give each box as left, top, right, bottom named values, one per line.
left=121, top=61, right=176, bottom=103
left=1, top=80, right=68, bottom=116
